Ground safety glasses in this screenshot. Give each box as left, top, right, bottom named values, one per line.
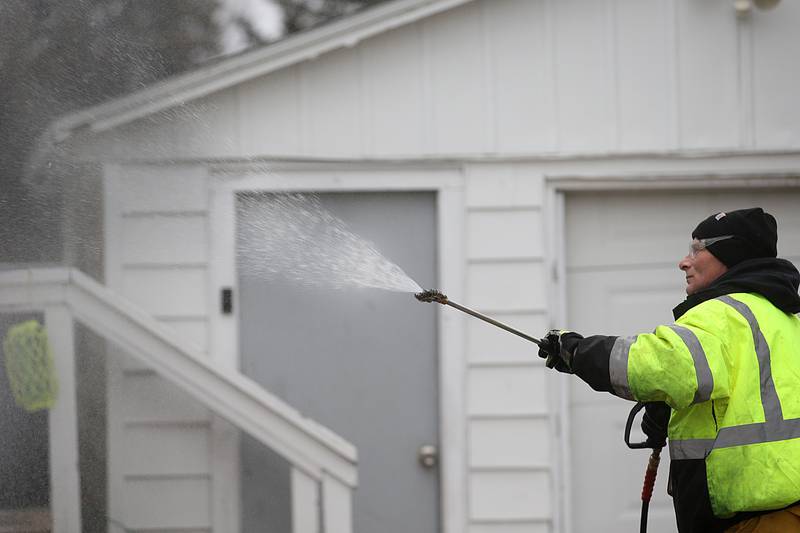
left=689, top=235, right=734, bottom=258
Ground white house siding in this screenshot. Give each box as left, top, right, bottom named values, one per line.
left=57, top=0, right=800, bottom=531
left=72, top=0, right=800, bottom=163
left=465, top=163, right=551, bottom=532
left=104, top=163, right=216, bottom=532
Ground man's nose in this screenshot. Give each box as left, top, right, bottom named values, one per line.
left=678, top=256, right=692, bottom=271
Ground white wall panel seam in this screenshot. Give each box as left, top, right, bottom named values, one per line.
left=471, top=518, right=552, bottom=525
left=121, top=264, right=207, bottom=271
left=123, top=473, right=212, bottom=481
left=737, top=16, right=756, bottom=149
left=152, top=315, right=207, bottom=322
left=545, top=0, right=561, bottom=151
left=103, top=165, right=126, bottom=527
left=299, top=63, right=310, bottom=156
left=108, top=165, right=216, bottom=532
left=421, top=19, right=435, bottom=154
left=123, top=422, right=212, bottom=431
left=479, top=0, right=496, bottom=153
left=467, top=205, right=543, bottom=213
left=610, top=0, right=622, bottom=152
left=671, top=0, right=683, bottom=150
left=465, top=307, right=548, bottom=315
left=468, top=361, right=545, bottom=368
left=471, top=465, right=550, bottom=472
left=467, top=252, right=543, bottom=263
left=121, top=211, right=207, bottom=218
left=231, top=76, right=242, bottom=154
left=358, top=44, right=371, bottom=156
left=468, top=413, right=551, bottom=421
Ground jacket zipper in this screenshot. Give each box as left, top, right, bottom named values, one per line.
left=711, top=400, right=718, bottom=432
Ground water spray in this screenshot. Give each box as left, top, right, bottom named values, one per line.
left=414, top=290, right=542, bottom=346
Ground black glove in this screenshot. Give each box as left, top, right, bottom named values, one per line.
left=537, top=329, right=575, bottom=374
left=641, top=402, right=670, bottom=449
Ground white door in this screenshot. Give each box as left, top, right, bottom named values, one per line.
left=565, top=188, right=800, bottom=533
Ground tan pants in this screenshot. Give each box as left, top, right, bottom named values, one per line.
left=726, top=505, right=800, bottom=532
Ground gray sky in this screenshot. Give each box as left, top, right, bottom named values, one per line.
left=217, top=0, right=285, bottom=54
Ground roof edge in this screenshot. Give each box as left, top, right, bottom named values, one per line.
left=48, top=0, right=475, bottom=143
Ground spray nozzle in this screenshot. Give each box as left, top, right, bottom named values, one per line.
left=414, top=289, right=448, bottom=304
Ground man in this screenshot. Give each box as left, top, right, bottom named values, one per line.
left=539, top=207, right=800, bottom=532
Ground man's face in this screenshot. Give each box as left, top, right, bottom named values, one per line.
left=679, top=242, right=729, bottom=295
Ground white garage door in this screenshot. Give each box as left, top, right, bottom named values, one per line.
left=565, top=188, right=800, bottom=533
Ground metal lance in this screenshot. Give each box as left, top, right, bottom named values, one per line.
left=414, top=289, right=542, bottom=346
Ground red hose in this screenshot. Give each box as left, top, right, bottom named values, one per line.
left=639, top=448, right=663, bottom=533
left=642, top=448, right=662, bottom=502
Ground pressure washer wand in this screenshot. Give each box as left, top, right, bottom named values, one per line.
left=415, top=289, right=542, bottom=347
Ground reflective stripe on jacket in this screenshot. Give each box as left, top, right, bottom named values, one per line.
left=608, top=293, right=800, bottom=517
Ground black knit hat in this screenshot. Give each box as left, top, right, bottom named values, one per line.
left=692, top=207, right=778, bottom=267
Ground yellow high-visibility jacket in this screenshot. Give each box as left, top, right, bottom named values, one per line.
left=609, top=293, right=800, bottom=517
left=565, top=258, right=800, bottom=532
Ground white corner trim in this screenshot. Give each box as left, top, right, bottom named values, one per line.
left=46, top=304, right=82, bottom=533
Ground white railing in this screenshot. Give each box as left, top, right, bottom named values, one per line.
left=0, top=267, right=357, bottom=533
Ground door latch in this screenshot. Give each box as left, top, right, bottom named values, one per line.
left=221, top=287, right=233, bottom=315
left=418, top=444, right=438, bottom=469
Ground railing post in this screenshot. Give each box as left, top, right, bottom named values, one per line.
left=291, top=467, right=320, bottom=533
left=44, top=305, right=82, bottom=533
left=322, top=473, right=353, bottom=533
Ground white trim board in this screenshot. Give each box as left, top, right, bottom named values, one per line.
left=544, top=169, right=800, bottom=533
left=209, top=166, right=467, bottom=533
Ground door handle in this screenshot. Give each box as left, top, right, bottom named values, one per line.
left=418, top=444, right=438, bottom=469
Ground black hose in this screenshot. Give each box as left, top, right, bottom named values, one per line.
left=641, top=499, right=650, bottom=533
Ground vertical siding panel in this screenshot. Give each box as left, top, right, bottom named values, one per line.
left=468, top=367, right=548, bottom=417
left=238, top=66, right=302, bottom=156
left=470, top=525, right=549, bottom=533
left=485, top=0, right=557, bottom=153
left=304, top=48, right=362, bottom=156
left=751, top=3, right=800, bottom=148
left=299, top=63, right=311, bottom=156
left=105, top=164, right=215, bottom=532
left=427, top=1, right=488, bottom=154
left=555, top=0, right=616, bottom=152
left=468, top=210, right=543, bottom=261
left=470, top=471, right=551, bottom=521
left=118, top=165, right=207, bottom=213
left=121, top=215, right=207, bottom=265
left=615, top=0, right=673, bottom=151
left=91, top=93, right=239, bottom=161
left=467, top=312, right=547, bottom=365
left=362, top=23, right=426, bottom=156
left=122, top=478, right=211, bottom=530
left=465, top=163, right=544, bottom=208
left=470, top=418, right=551, bottom=469
left=104, top=165, right=127, bottom=530
left=467, top=262, right=547, bottom=311
left=464, top=161, right=552, bottom=530
left=676, top=0, right=739, bottom=149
